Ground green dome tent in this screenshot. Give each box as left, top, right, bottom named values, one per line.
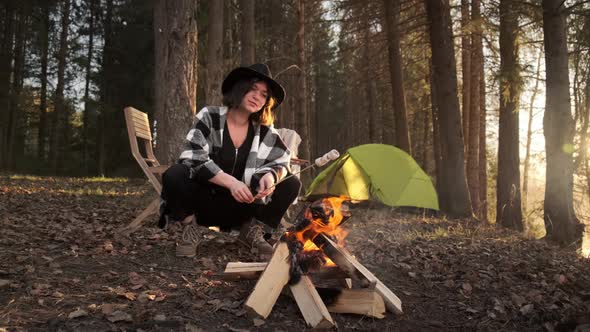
left=305, top=144, right=439, bottom=210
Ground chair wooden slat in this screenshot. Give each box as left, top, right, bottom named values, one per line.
left=120, top=106, right=169, bottom=236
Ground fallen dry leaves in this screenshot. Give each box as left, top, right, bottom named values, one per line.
left=0, top=175, right=588, bottom=331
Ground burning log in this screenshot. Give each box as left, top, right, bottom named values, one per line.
left=233, top=196, right=403, bottom=325
left=289, top=275, right=336, bottom=329
left=317, top=288, right=385, bottom=319
left=243, top=242, right=291, bottom=318
left=313, top=233, right=403, bottom=315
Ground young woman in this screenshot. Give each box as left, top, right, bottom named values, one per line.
left=159, top=63, right=301, bottom=257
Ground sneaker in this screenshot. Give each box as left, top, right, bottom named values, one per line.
left=175, top=217, right=203, bottom=258
left=238, top=219, right=274, bottom=256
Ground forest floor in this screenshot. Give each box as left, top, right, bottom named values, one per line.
left=0, top=175, right=589, bottom=332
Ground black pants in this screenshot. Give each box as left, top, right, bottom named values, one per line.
left=160, top=164, right=301, bottom=230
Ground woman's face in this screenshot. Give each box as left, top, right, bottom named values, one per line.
left=239, top=81, right=269, bottom=114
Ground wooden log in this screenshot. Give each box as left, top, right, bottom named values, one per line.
left=318, top=288, right=385, bottom=319
left=223, top=262, right=267, bottom=279
left=223, top=262, right=348, bottom=280
left=243, top=242, right=291, bottom=318
left=313, top=234, right=403, bottom=314
left=289, top=275, right=336, bottom=329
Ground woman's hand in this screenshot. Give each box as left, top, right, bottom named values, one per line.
left=255, top=172, right=275, bottom=199
left=228, top=178, right=255, bottom=203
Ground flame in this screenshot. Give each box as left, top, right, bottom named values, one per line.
left=286, top=196, right=349, bottom=267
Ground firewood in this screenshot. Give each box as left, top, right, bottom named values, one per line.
left=223, top=262, right=267, bottom=279
left=317, top=288, right=385, bottom=319
left=289, top=275, right=336, bottom=329
left=313, top=234, right=403, bottom=315
left=243, top=242, right=291, bottom=318
left=224, top=262, right=348, bottom=280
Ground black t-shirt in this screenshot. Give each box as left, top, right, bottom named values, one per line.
left=215, top=120, right=255, bottom=180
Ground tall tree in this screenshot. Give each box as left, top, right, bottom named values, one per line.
left=363, top=11, right=378, bottom=143
left=97, top=0, right=113, bottom=175
left=37, top=1, right=50, bottom=161
left=478, top=44, right=487, bottom=221
left=153, top=0, right=198, bottom=164
left=296, top=0, right=309, bottom=161
left=466, top=0, right=481, bottom=215
left=497, top=0, right=522, bottom=230
left=49, top=0, right=71, bottom=172
left=5, top=1, right=28, bottom=170
left=239, top=0, right=254, bottom=65
left=206, top=0, right=223, bottom=105
left=461, top=0, right=471, bottom=153
left=541, top=0, right=583, bottom=244
left=425, top=0, right=472, bottom=217
left=82, top=0, right=98, bottom=174
left=382, top=0, right=411, bottom=153
left=0, top=3, right=15, bottom=169
left=522, top=50, right=542, bottom=214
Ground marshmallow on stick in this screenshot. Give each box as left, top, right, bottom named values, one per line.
left=314, top=149, right=340, bottom=167
left=264, top=149, right=340, bottom=192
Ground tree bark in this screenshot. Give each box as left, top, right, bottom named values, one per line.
left=425, top=0, right=472, bottom=218
left=382, top=0, right=411, bottom=153
left=239, top=0, right=254, bottom=65
left=154, top=0, right=198, bottom=165
left=0, top=3, right=15, bottom=169
left=296, top=0, right=309, bottom=161
left=466, top=0, right=481, bottom=216
left=478, top=43, right=487, bottom=222
left=206, top=0, right=223, bottom=105
left=461, top=0, right=471, bottom=155
left=497, top=0, right=523, bottom=230
left=37, top=1, right=50, bottom=161
left=98, top=0, right=113, bottom=176
left=541, top=0, right=582, bottom=245
left=522, top=51, right=542, bottom=214
left=363, top=15, right=378, bottom=143
left=83, top=0, right=97, bottom=175
left=49, top=0, right=71, bottom=173
left=429, top=56, right=444, bottom=195
left=5, top=2, right=27, bottom=170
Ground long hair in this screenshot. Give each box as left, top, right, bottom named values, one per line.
left=222, top=77, right=276, bottom=126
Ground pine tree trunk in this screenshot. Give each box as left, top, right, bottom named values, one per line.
left=363, top=17, right=378, bottom=143
left=37, top=1, right=49, bottom=162
left=574, top=72, right=590, bottom=172
left=49, top=0, right=71, bottom=173
left=83, top=0, right=97, bottom=175
left=425, top=0, right=472, bottom=217
left=0, top=4, right=15, bottom=169
left=429, top=57, right=444, bottom=195
left=154, top=0, right=198, bottom=164
left=239, top=0, right=254, bottom=65
left=478, top=46, right=487, bottom=222
left=522, top=51, right=542, bottom=215
left=467, top=0, right=481, bottom=216
left=296, top=0, right=309, bottom=161
left=461, top=0, right=471, bottom=154
left=497, top=0, right=523, bottom=230
left=382, top=0, right=411, bottom=153
left=98, top=0, right=113, bottom=176
left=542, top=0, right=583, bottom=245
left=6, top=2, right=27, bottom=170
left=206, top=0, right=223, bottom=105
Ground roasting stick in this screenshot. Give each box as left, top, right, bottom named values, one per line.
left=265, top=149, right=340, bottom=191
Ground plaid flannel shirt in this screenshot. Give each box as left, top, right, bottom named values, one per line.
left=178, top=106, right=291, bottom=203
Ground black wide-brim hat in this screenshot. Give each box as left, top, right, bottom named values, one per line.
left=221, top=63, right=285, bottom=109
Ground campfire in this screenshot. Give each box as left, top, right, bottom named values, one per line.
left=224, top=197, right=403, bottom=329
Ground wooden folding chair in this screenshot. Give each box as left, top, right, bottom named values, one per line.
left=119, top=106, right=169, bottom=235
